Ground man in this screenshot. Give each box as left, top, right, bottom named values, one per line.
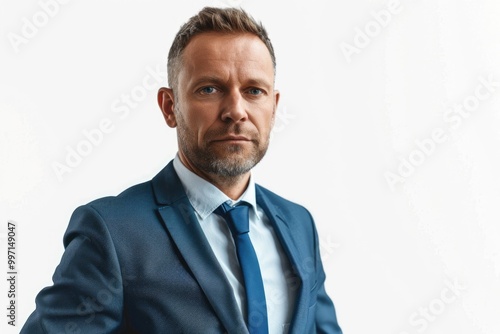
left=21, top=7, right=342, bottom=334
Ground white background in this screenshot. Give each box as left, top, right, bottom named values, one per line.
left=1, top=0, right=500, bottom=333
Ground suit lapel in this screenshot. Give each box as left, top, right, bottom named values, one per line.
left=151, top=163, right=312, bottom=333
left=255, top=186, right=309, bottom=334
left=152, top=162, right=248, bottom=334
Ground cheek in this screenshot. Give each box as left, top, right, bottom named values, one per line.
left=256, top=109, right=276, bottom=133
left=185, top=111, right=219, bottom=142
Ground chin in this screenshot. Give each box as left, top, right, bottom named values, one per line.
left=207, top=154, right=258, bottom=177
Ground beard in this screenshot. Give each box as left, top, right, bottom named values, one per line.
left=175, top=111, right=270, bottom=178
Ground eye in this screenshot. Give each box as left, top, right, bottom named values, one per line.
left=247, top=88, right=263, bottom=95
left=199, top=86, right=218, bottom=95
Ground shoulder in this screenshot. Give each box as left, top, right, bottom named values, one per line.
left=63, top=179, right=163, bottom=248
left=255, top=184, right=313, bottom=221
left=256, top=184, right=321, bottom=257
left=84, top=180, right=155, bottom=215
left=255, top=184, right=302, bottom=206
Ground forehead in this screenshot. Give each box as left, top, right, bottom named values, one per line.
left=179, top=32, right=275, bottom=81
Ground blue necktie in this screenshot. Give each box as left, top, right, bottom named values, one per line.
left=215, top=202, right=268, bottom=334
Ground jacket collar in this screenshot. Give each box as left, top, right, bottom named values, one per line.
left=255, top=186, right=309, bottom=334
left=151, top=161, right=308, bottom=333
left=151, top=160, right=186, bottom=205
left=152, top=161, right=248, bottom=333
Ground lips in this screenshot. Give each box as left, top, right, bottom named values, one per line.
left=213, top=135, right=251, bottom=142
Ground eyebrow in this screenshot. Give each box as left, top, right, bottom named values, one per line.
left=190, top=76, right=226, bottom=88
left=190, top=76, right=273, bottom=90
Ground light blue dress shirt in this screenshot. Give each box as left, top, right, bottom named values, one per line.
left=173, top=154, right=295, bottom=333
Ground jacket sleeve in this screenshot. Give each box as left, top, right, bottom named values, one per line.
left=21, top=205, right=124, bottom=333
left=311, top=214, right=343, bottom=334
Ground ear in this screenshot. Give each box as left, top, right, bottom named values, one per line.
left=272, top=89, right=280, bottom=121
left=157, top=87, right=177, bottom=128
left=274, top=89, right=280, bottom=109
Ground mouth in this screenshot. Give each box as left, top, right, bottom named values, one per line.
left=211, top=135, right=252, bottom=143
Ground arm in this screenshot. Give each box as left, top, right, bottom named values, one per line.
left=312, top=215, right=343, bottom=334
left=21, top=205, right=124, bottom=333
left=315, top=278, right=343, bottom=334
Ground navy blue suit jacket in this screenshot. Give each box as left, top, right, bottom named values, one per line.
left=22, top=161, right=342, bottom=333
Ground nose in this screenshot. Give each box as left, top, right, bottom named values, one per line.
left=220, top=89, right=248, bottom=123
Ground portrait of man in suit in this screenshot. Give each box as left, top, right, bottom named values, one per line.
left=21, top=6, right=342, bottom=334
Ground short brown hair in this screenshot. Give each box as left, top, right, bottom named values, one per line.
left=167, top=6, right=276, bottom=90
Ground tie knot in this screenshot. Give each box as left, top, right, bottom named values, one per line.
left=215, top=202, right=250, bottom=235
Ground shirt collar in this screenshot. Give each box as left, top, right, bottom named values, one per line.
left=173, top=154, right=257, bottom=220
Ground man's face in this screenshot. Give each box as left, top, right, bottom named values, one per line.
left=160, top=32, right=279, bottom=179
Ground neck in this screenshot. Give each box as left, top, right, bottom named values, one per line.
left=209, top=173, right=250, bottom=200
